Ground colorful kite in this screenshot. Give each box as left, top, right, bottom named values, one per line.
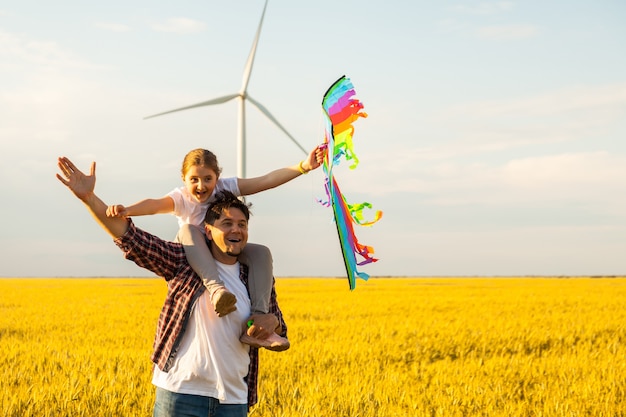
left=319, top=75, right=382, bottom=290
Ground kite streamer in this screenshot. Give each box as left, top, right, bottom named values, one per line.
left=320, top=75, right=382, bottom=290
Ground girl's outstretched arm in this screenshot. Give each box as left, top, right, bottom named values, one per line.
left=106, top=196, right=175, bottom=218
left=237, top=144, right=325, bottom=196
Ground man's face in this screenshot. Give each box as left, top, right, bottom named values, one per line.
left=205, top=207, right=248, bottom=264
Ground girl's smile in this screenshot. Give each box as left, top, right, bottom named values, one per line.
left=183, top=165, right=218, bottom=203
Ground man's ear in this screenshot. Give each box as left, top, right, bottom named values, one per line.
left=204, top=224, right=213, bottom=240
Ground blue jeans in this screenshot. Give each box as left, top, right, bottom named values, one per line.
left=153, top=387, right=248, bottom=417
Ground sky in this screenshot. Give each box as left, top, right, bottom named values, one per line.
left=1, top=0, right=626, bottom=279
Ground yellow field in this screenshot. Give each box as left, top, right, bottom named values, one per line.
left=2, top=277, right=625, bottom=416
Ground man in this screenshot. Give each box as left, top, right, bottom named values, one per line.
left=56, top=156, right=288, bottom=417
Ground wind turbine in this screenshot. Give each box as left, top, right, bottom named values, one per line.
left=144, top=0, right=307, bottom=178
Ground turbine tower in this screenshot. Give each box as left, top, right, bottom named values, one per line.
left=144, top=0, right=307, bottom=178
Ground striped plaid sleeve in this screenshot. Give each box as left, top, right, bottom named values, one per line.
left=114, top=219, right=186, bottom=281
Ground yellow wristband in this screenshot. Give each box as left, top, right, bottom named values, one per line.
left=298, top=160, right=309, bottom=175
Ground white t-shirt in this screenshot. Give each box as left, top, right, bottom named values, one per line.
left=167, top=177, right=240, bottom=227
left=152, top=261, right=251, bottom=404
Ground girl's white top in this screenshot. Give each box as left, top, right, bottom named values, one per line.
left=167, top=177, right=240, bottom=227
left=151, top=261, right=251, bottom=404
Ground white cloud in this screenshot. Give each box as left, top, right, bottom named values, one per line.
left=0, top=30, right=109, bottom=71
left=350, top=80, right=626, bottom=204
left=453, top=83, right=626, bottom=119
left=151, top=17, right=207, bottom=34
left=477, top=24, right=539, bottom=40
left=415, top=82, right=626, bottom=156
left=502, top=151, right=626, bottom=188
left=415, top=151, right=626, bottom=207
left=359, top=144, right=626, bottom=206
left=95, top=22, right=131, bottom=33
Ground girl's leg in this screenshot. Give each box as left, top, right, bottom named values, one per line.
left=238, top=243, right=272, bottom=314
left=238, top=243, right=290, bottom=351
left=177, top=223, right=236, bottom=317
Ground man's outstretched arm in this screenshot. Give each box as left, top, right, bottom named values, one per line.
left=56, top=157, right=129, bottom=239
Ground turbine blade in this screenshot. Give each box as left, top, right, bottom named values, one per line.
left=144, top=93, right=239, bottom=119
left=247, top=94, right=308, bottom=155
left=240, top=0, right=268, bottom=94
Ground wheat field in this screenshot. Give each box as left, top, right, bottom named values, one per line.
left=2, top=277, right=625, bottom=416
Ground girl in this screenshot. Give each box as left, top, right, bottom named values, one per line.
left=106, top=146, right=324, bottom=348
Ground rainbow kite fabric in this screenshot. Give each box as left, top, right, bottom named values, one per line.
left=319, top=75, right=382, bottom=290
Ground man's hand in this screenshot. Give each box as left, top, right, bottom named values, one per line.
left=245, top=313, right=280, bottom=340
left=56, top=157, right=96, bottom=202
left=56, top=156, right=129, bottom=239
left=241, top=313, right=290, bottom=351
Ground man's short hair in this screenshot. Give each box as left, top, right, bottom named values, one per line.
left=204, top=191, right=252, bottom=225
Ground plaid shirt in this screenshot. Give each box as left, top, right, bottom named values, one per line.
left=114, top=219, right=287, bottom=407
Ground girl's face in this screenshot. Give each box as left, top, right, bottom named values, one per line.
left=183, top=164, right=218, bottom=203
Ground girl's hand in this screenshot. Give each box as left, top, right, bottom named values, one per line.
left=106, top=204, right=128, bottom=218
left=302, top=143, right=327, bottom=172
